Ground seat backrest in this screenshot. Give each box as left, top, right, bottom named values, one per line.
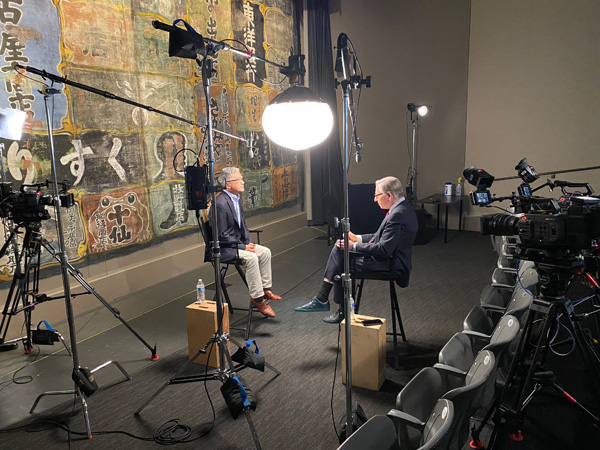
left=504, top=289, right=533, bottom=320
left=441, top=350, right=495, bottom=450
left=485, top=314, right=520, bottom=356
left=517, top=266, right=538, bottom=293
left=419, top=399, right=454, bottom=450
left=438, top=332, right=473, bottom=373
left=396, top=367, right=445, bottom=449
left=336, top=415, right=400, bottom=450
left=463, top=305, right=495, bottom=335
left=464, top=350, right=495, bottom=387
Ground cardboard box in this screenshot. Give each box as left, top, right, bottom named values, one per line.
left=186, top=301, right=229, bottom=368
left=341, top=314, right=386, bottom=390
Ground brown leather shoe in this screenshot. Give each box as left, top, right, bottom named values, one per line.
left=251, top=298, right=275, bottom=317
left=263, top=289, right=282, bottom=301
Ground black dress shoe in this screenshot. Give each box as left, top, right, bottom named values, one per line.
left=322, top=310, right=344, bottom=324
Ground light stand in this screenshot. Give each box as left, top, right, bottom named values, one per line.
left=133, top=21, right=290, bottom=449
left=334, top=32, right=372, bottom=441
left=28, top=87, right=131, bottom=437
left=406, top=103, right=428, bottom=204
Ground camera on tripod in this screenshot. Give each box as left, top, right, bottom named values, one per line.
left=464, top=160, right=600, bottom=260
left=481, top=200, right=600, bottom=253
left=0, top=180, right=74, bottom=223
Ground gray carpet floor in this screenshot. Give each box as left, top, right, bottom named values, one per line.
left=0, top=227, right=563, bottom=449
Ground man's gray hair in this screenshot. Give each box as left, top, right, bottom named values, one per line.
left=218, top=167, right=241, bottom=188
left=375, top=176, right=404, bottom=199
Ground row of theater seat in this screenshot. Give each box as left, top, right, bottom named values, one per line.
left=337, top=235, right=535, bottom=450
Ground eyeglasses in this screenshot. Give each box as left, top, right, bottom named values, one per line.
left=227, top=178, right=244, bottom=183
left=374, top=192, right=386, bottom=200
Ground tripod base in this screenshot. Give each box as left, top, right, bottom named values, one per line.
left=135, top=335, right=280, bottom=450
left=30, top=360, right=131, bottom=438
left=485, top=295, right=600, bottom=449
left=0, top=340, right=19, bottom=352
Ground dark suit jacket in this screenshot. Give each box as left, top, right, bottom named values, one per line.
left=215, top=191, right=251, bottom=262
left=353, top=199, right=418, bottom=287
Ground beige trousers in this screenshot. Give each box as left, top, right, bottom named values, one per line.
left=237, top=244, right=273, bottom=299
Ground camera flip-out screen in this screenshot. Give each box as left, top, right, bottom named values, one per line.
left=471, top=190, right=491, bottom=206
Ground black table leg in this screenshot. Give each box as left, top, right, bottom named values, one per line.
left=444, top=205, right=449, bottom=243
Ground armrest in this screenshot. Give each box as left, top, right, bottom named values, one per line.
left=248, top=229, right=263, bottom=245
left=387, top=408, right=425, bottom=447
left=462, top=330, right=491, bottom=354
left=433, top=363, right=467, bottom=386
left=218, top=239, right=242, bottom=247
left=481, top=304, right=505, bottom=313
left=387, top=409, right=425, bottom=428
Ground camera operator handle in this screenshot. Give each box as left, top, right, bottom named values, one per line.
left=551, top=180, right=594, bottom=196
left=530, top=180, right=554, bottom=194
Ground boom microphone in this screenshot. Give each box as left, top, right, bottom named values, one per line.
left=354, top=138, right=363, bottom=163
left=335, top=33, right=350, bottom=79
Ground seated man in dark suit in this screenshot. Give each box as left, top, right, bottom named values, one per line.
left=295, top=176, right=418, bottom=323
left=215, top=167, right=282, bottom=317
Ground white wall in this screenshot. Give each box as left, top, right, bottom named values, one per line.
left=329, top=0, right=471, bottom=207
left=464, top=0, right=600, bottom=229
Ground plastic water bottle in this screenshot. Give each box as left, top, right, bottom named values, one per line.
left=196, top=279, right=205, bottom=304
left=350, top=295, right=356, bottom=322
left=456, top=177, right=462, bottom=197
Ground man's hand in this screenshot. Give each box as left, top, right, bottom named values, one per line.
left=348, top=231, right=358, bottom=242
left=336, top=239, right=355, bottom=251
left=246, top=242, right=257, bottom=252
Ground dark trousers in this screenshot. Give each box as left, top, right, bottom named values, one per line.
left=324, top=246, right=364, bottom=306
left=323, top=245, right=409, bottom=306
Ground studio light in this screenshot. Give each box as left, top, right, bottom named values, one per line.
left=406, top=102, right=430, bottom=203
left=407, top=103, right=428, bottom=117
left=0, top=108, right=27, bottom=141
left=262, top=85, right=333, bottom=151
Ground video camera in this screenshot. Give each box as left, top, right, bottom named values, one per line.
left=465, top=160, right=600, bottom=258
left=0, top=181, right=74, bottom=223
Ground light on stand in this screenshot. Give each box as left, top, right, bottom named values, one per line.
left=407, top=103, right=428, bottom=117
left=262, top=55, right=333, bottom=151
left=262, top=85, right=333, bottom=150
left=0, top=108, right=27, bottom=141
left=406, top=103, right=429, bottom=203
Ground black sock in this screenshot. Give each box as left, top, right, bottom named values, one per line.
left=316, top=281, right=334, bottom=303
left=333, top=282, right=344, bottom=310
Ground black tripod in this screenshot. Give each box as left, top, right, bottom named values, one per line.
left=485, top=261, right=600, bottom=449
left=38, top=239, right=158, bottom=359
left=134, top=54, right=279, bottom=450
left=0, top=221, right=43, bottom=352
left=0, top=219, right=157, bottom=358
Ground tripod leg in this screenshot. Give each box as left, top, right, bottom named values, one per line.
left=516, top=305, right=556, bottom=410
left=471, top=394, right=500, bottom=448
left=243, top=409, right=263, bottom=450
left=134, top=349, right=205, bottom=415
left=553, top=382, right=600, bottom=423
left=91, top=360, right=131, bottom=381
left=264, top=361, right=281, bottom=376
left=76, top=386, right=93, bottom=439
left=41, top=242, right=158, bottom=359
left=56, top=332, right=72, bottom=355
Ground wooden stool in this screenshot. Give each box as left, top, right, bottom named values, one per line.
left=186, top=301, right=229, bottom=368
left=341, top=315, right=386, bottom=390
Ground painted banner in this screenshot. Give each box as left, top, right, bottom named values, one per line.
left=0, top=0, right=299, bottom=281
